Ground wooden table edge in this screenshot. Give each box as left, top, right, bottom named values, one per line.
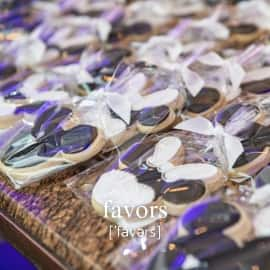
left=0, top=210, right=69, bottom=270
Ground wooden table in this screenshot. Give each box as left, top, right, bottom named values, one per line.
left=0, top=166, right=123, bottom=270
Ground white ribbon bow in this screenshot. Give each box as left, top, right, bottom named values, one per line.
left=82, top=89, right=132, bottom=125
left=136, top=35, right=183, bottom=65
left=77, top=90, right=131, bottom=141
left=175, top=117, right=244, bottom=170
left=197, top=52, right=246, bottom=100
left=8, top=36, right=47, bottom=68
left=190, top=7, right=230, bottom=40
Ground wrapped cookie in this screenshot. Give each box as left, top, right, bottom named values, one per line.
left=134, top=19, right=190, bottom=67
left=141, top=166, right=270, bottom=270
left=0, top=97, right=107, bottom=188
left=179, top=7, right=230, bottom=45
left=91, top=63, right=186, bottom=149
left=67, top=123, right=232, bottom=234
left=0, top=70, right=83, bottom=133
left=55, top=46, right=132, bottom=94
left=175, top=116, right=246, bottom=178
left=187, top=50, right=246, bottom=103
left=214, top=97, right=270, bottom=176
left=142, top=195, right=258, bottom=270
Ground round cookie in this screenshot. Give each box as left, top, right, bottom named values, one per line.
left=162, top=163, right=224, bottom=215
left=136, top=106, right=177, bottom=134
left=186, top=87, right=226, bottom=118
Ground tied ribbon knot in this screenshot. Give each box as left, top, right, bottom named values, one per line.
left=175, top=116, right=244, bottom=170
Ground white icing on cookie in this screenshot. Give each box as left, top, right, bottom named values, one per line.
left=163, top=163, right=218, bottom=183
left=254, top=207, right=270, bottom=237
left=92, top=170, right=155, bottom=208
left=132, top=88, right=179, bottom=111
left=0, top=103, right=16, bottom=116
left=147, top=136, right=182, bottom=172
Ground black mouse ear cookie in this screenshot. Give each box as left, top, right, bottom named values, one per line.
left=161, top=163, right=224, bottom=215
left=0, top=104, right=106, bottom=187
left=146, top=136, right=184, bottom=172
left=92, top=169, right=156, bottom=223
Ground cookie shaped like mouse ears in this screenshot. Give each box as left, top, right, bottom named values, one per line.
left=175, top=116, right=244, bottom=173
left=92, top=127, right=226, bottom=224
left=183, top=47, right=259, bottom=118
left=0, top=101, right=106, bottom=188
left=53, top=46, right=131, bottom=94
left=147, top=197, right=254, bottom=270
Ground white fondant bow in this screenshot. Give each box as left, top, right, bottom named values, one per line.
left=175, top=117, right=244, bottom=170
